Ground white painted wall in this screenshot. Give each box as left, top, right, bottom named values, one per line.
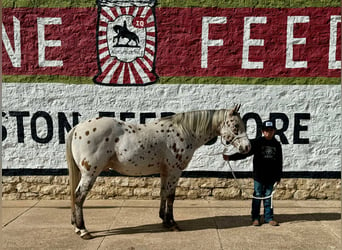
left=2, top=83, right=341, bottom=172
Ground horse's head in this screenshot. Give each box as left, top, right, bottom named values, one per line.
left=113, top=25, right=122, bottom=34
left=219, top=105, right=251, bottom=154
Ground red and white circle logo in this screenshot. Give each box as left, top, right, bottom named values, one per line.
left=94, top=0, right=158, bottom=86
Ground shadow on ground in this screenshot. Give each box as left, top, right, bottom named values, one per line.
left=90, top=213, right=341, bottom=238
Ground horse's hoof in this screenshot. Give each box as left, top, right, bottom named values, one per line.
left=81, top=233, right=93, bottom=240
left=74, top=227, right=81, bottom=235
left=170, top=224, right=181, bottom=231
left=163, top=222, right=181, bottom=231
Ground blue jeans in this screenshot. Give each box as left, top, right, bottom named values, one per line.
left=252, top=180, right=275, bottom=222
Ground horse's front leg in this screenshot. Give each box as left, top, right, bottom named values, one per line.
left=159, top=174, right=167, bottom=221
left=159, top=169, right=182, bottom=231
left=165, top=192, right=180, bottom=231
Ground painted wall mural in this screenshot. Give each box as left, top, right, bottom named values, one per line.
left=2, top=0, right=341, bottom=177
left=94, top=0, right=158, bottom=85
left=2, top=6, right=341, bottom=80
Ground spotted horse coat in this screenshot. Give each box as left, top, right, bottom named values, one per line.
left=66, top=106, right=251, bottom=239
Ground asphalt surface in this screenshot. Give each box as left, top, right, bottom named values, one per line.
left=2, top=200, right=341, bottom=250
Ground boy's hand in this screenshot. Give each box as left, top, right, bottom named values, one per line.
left=223, top=154, right=229, bottom=161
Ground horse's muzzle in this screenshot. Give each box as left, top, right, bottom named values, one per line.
left=239, top=144, right=251, bottom=154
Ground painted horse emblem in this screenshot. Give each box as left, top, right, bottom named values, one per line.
left=113, top=21, right=140, bottom=47
left=66, top=105, right=251, bottom=239
left=94, top=0, right=158, bottom=85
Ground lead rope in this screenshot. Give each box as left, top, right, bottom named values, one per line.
left=221, top=144, right=277, bottom=209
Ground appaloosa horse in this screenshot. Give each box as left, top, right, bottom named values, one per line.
left=66, top=105, right=251, bottom=239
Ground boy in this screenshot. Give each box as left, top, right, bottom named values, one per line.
left=223, top=120, right=283, bottom=226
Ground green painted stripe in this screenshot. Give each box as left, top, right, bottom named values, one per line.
left=2, top=75, right=94, bottom=84
left=160, top=76, right=341, bottom=85
left=2, top=0, right=340, bottom=8
left=2, top=75, right=340, bottom=85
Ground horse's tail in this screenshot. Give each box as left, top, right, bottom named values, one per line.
left=66, top=126, right=80, bottom=214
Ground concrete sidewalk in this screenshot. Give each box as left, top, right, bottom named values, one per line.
left=2, top=200, right=341, bottom=250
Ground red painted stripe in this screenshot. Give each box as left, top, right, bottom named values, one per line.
left=2, top=7, right=340, bottom=78
left=129, top=62, right=143, bottom=84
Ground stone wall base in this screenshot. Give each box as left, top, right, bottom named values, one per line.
left=2, top=176, right=341, bottom=200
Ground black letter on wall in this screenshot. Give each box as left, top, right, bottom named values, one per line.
left=2, top=112, right=7, bottom=141
left=58, top=112, right=81, bottom=144
left=140, top=112, right=156, bottom=124
left=31, top=111, right=53, bottom=143
left=293, top=113, right=310, bottom=144
left=242, top=112, right=262, bottom=139
left=161, top=112, right=175, bottom=118
left=120, top=112, right=135, bottom=121
left=270, top=113, right=289, bottom=144
left=9, top=111, right=30, bottom=143
left=99, top=112, right=115, bottom=117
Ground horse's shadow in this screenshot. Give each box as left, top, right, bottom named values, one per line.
left=90, top=213, right=340, bottom=238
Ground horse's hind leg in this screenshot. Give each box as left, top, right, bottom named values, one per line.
left=74, top=175, right=96, bottom=239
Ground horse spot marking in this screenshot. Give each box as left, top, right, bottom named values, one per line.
left=93, top=128, right=97, bottom=132
left=176, top=154, right=182, bottom=161
left=81, top=158, right=92, bottom=171
left=172, top=143, right=177, bottom=152
left=85, top=131, right=90, bottom=136
left=79, top=136, right=82, bottom=140
left=105, top=138, right=109, bottom=142
left=115, top=138, right=119, bottom=143
left=87, top=141, right=91, bottom=144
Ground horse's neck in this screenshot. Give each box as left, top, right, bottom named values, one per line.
left=171, top=124, right=216, bottom=149
left=192, top=131, right=217, bottom=148
left=154, top=115, right=218, bottom=148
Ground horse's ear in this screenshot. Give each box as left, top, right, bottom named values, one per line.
left=232, top=104, right=241, bottom=115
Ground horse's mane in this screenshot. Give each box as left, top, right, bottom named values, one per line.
left=161, top=109, right=227, bottom=137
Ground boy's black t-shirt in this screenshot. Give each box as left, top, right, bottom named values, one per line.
left=230, top=136, right=283, bottom=184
